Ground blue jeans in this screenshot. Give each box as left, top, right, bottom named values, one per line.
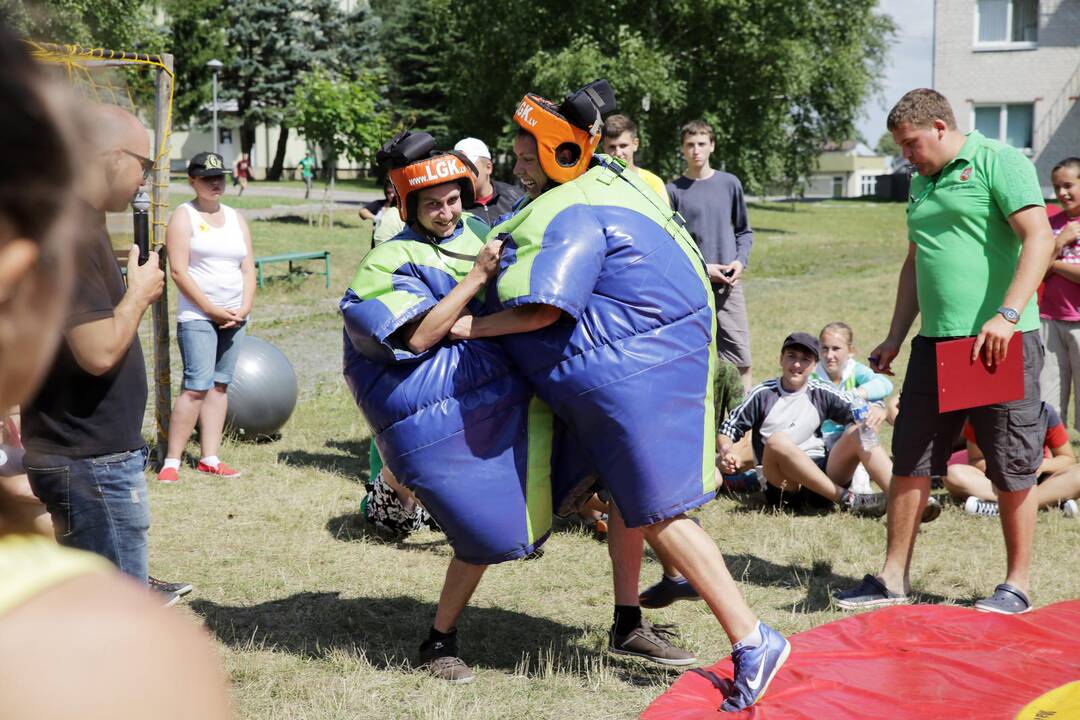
left=26, top=446, right=150, bottom=584
left=177, top=319, right=246, bottom=391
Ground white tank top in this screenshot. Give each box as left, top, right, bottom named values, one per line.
left=176, top=202, right=248, bottom=323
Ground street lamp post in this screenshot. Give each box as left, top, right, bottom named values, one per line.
left=207, top=58, right=224, bottom=154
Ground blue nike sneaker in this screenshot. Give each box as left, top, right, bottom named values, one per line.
left=720, top=622, right=790, bottom=712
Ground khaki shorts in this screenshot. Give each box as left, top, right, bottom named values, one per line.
left=713, top=282, right=752, bottom=368
left=892, top=331, right=1045, bottom=492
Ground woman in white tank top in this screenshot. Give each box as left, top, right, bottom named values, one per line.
left=158, top=152, right=255, bottom=483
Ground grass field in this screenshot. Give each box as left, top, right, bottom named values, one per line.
left=167, top=192, right=312, bottom=211
left=139, top=202, right=1080, bottom=720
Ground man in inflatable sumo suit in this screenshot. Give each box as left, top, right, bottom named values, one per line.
left=341, top=132, right=562, bottom=684
left=459, top=81, right=790, bottom=711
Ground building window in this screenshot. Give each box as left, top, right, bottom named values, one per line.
left=973, top=103, right=1034, bottom=151
left=860, top=174, right=878, bottom=196
left=976, top=0, right=1038, bottom=46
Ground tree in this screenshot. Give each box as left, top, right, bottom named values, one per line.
left=876, top=130, right=900, bottom=158
left=423, top=0, right=895, bottom=191
left=163, top=0, right=230, bottom=129
left=290, top=68, right=389, bottom=183
left=221, top=0, right=308, bottom=177
left=2, top=0, right=164, bottom=51
left=375, top=0, right=457, bottom=144
left=525, top=26, right=685, bottom=168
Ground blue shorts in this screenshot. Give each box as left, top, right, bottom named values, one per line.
left=177, top=319, right=246, bottom=391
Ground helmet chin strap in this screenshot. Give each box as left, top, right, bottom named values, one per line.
left=411, top=220, right=479, bottom=262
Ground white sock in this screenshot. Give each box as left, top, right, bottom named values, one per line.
left=162, top=458, right=181, bottom=470
left=733, top=621, right=763, bottom=651
left=200, top=455, right=220, bottom=468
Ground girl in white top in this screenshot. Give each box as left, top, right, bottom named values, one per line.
left=159, top=152, right=255, bottom=482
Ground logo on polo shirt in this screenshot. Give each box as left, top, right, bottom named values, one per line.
left=960, top=166, right=973, bottom=182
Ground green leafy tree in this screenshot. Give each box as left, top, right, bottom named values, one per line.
left=291, top=68, right=389, bottom=184
left=163, top=0, right=230, bottom=129
left=375, top=0, right=456, bottom=144
left=425, top=0, right=894, bottom=191
left=221, top=0, right=309, bottom=178
left=2, top=0, right=164, bottom=50
left=876, top=130, right=900, bottom=158
left=525, top=26, right=685, bottom=173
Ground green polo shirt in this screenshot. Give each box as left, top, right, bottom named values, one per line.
left=907, top=130, right=1044, bottom=337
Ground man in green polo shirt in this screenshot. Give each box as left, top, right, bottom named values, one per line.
left=835, top=88, right=1055, bottom=615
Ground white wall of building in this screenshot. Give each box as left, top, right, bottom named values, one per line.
left=934, top=0, right=1080, bottom=195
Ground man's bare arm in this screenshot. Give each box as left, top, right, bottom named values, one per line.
left=67, top=246, right=163, bottom=376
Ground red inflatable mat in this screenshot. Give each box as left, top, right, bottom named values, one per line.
left=643, top=600, right=1080, bottom=719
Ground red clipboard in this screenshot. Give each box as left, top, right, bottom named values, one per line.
left=936, top=334, right=1024, bottom=413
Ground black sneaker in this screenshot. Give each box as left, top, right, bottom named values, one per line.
left=417, top=633, right=474, bottom=684
left=149, top=576, right=194, bottom=597
left=608, top=619, right=696, bottom=666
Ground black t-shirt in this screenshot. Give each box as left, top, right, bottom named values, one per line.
left=22, top=206, right=148, bottom=457
left=465, top=180, right=523, bottom=226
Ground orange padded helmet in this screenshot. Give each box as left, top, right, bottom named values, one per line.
left=513, top=79, right=616, bottom=186
left=378, top=131, right=477, bottom=223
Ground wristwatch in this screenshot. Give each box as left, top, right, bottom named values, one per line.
left=997, top=306, right=1020, bottom=324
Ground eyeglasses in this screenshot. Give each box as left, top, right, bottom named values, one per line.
left=120, top=149, right=155, bottom=182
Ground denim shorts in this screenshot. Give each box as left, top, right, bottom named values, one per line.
left=177, top=319, right=246, bottom=391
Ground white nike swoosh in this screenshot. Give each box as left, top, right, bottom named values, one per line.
left=746, top=649, right=768, bottom=691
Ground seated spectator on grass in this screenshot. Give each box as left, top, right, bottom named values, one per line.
left=717, top=332, right=899, bottom=516
left=814, top=321, right=895, bottom=493
left=947, top=402, right=1080, bottom=519
left=158, top=151, right=255, bottom=483
left=0, top=33, right=231, bottom=718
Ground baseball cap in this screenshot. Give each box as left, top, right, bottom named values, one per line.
left=187, top=151, right=228, bottom=177
left=453, top=137, right=491, bottom=164
left=781, top=332, right=819, bottom=360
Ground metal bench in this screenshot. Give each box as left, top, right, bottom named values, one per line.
left=254, top=251, right=330, bottom=288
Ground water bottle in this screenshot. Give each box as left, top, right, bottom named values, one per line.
left=851, top=395, right=879, bottom=451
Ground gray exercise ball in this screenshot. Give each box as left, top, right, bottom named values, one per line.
left=225, top=335, right=298, bottom=440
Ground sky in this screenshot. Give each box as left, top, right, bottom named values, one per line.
left=856, top=0, right=934, bottom=148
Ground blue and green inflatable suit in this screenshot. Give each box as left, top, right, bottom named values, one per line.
left=489, top=87, right=718, bottom=528
left=341, top=136, right=556, bottom=565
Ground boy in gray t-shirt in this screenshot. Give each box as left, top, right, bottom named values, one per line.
left=667, top=119, right=755, bottom=391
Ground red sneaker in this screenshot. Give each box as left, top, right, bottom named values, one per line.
left=157, top=466, right=179, bottom=483
left=196, top=461, right=242, bottom=477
